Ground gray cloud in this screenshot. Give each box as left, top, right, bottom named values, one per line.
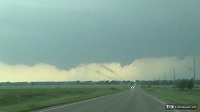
left=0, top=0, right=200, bottom=69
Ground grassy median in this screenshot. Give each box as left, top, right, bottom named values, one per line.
left=0, top=85, right=129, bottom=112
left=142, top=85, right=200, bottom=112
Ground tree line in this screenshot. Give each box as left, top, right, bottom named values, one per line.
left=137, top=79, right=200, bottom=90
left=0, top=80, right=134, bottom=86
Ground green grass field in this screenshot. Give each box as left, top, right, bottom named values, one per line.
left=142, top=85, right=200, bottom=112
left=0, top=85, right=129, bottom=112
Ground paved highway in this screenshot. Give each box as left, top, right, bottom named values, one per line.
left=35, top=86, right=181, bottom=112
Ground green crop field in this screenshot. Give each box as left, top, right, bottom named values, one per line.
left=142, top=85, right=200, bottom=112
left=0, top=85, right=129, bottom=112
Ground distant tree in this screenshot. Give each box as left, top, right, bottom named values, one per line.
left=177, top=79, right=187, bottom=89
left=188, top=78, right=194, bottom=90
left=176, top=79, right=194, bottom=90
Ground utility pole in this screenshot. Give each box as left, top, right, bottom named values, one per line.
left=164, top=73, right=166, bottom=80
left=163, top=73, right=166, bottom=85
left=194, top=58, right=196, bottom=85
left=174, top=67, right=176, bottom=91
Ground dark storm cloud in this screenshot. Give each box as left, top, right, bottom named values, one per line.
left=0, top=0, right=199, bottom=69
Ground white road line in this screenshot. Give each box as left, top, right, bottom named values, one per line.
left=144, top=91, right=181, bottom=112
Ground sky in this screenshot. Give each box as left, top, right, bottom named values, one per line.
left=0, top=0, right=200, bottom=82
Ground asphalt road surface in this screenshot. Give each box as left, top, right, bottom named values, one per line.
left=35, top=86, right=182, bottom=112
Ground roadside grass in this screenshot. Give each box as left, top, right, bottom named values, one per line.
left=142, top=85, right=200, bottom=112
left=0, top=85, right=129, bottom=112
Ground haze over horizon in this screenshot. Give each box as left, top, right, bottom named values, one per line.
left=0, top=0, right=200, bottom=82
